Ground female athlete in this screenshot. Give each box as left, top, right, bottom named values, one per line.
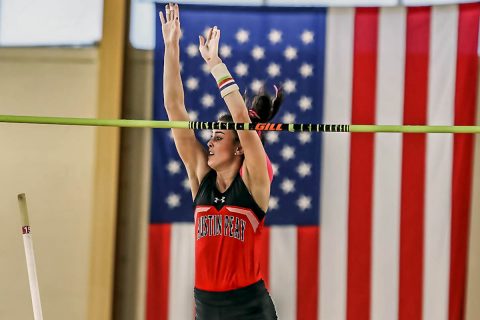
left=159, top=4, right=282, bottom=319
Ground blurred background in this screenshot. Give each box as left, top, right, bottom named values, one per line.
left=0, top=0, right=478, bottom=319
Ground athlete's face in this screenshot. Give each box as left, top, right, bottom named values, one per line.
left=207, top=130, right=240, bottom=170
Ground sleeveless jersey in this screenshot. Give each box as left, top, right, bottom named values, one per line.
left=193, top=170, right=267, bottom=291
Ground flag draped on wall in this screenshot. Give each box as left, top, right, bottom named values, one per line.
left=147, top=3, right=479, bottom=320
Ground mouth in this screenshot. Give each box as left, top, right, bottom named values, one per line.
left=208, top=150, right=214, bottom=157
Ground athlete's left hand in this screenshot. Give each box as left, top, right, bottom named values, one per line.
left=199, top=26, right=223, bottom=70
left=159, top=3, right=182, bottom=47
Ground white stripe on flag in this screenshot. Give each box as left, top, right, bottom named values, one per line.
left=423, top=5, right=458, bottom=320
left=320, top=7, right=354, bottom=320
left=371, top=6, right=406, bottom=320
left=168, top=223, right=194, bottom=320
left=269, top=226, right=297, bottom=320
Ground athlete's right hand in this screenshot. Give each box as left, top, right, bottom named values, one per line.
left=199, top=26, right=223, bottom=70
left=159, top=3, right=181, bottom=46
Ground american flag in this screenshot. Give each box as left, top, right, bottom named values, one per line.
left=147, top=3, right=479, bottom=320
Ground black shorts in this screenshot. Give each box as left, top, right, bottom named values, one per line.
left=194, top=280, right=277, bottom=320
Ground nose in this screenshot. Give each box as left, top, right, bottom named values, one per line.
left=207, top=139, right=213, bottom=148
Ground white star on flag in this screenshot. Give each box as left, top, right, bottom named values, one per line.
left=284, top=46, right=298, bottom=61
left=220, top=44, right=232, bottom=58
left=186, top=43, right=198, bottom=57
left=235, top=28, right=249, bottom=43
left=265, top=131, right=280, bottom=144
left=280, top=145, right=296, bottom=161
left=188, top=111, right=198, bottom=121
left=201, top=63, right=210, bottom=74
left=269, top=196, right=279, bottom=210
left=200, top=93, right=215, bottom=108
left=234, top=62, right=249, bottom=77
left=216, top=111, right=225, bottom=120
left=200, top=130, right=212, bottom=142
left=298, top=96, right=312, bottom=111
left=271, top=163, right=279, bottom=176
left=298, top=132, right=312, bottom=145
left=166, top=193, right=181, bottom=208
left=268, top=29, right=282, bottom=44
left=267, top=63, right=281, bottom=78
left=167, top=160, right=181, bottom=175
left=186, top=77, right=199, bottom=90
left=250, top=79, right=264, bottom=93
left=296, top=162, right=312, bottom=178
left=280, top=178, right=295, bottom=194
left=301, top=30, right=314, bottom=45
left=299, top=63, right=314, bottom=78
left=202, top=27, right=211, bottom=37
left=251, top=46, right=265, bottom=60
left=282, top=112, right=296, bottom=123
left=283, top=79, right=297, bottom=94
left=182, top=177, right=190, bottom=191
left=296, top=195, right=312, bottom=211
left=179, top=62, right=183, bottom=73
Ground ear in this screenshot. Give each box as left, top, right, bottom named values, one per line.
left=235, top=144, right=244, bottom=156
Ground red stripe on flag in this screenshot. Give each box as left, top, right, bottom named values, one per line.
left=297, top=226, right=319, bottom=320
left=347, top=8, right=378, bottom=320
left=399, top=7, right=430, bottom=320
left=259, top=225, right=270, bottom=289
left=147, top=224, right=171, bottom=320
left=449, top=4, right=480, bottom=320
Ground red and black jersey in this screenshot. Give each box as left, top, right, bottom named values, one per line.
left=193, top=169, right=267, bottom=292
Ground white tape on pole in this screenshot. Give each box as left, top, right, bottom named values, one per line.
left=18, top=194, right=44, bottom=320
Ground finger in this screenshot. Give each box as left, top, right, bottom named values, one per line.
left=170, top=4, right=175, bottom=21
left=206, top=27, right=213, bottom=43
left=211, top=28, right=219, bottom=43
left=174, top=3, right=180, bottom=21
left=159, top=11, right=165, bottom=25
left=199, top=35, right=206, bottom=48
left=169, top=3, right=175, bottom=19
left=210, top=27, right=219, bottom=43
left=212, top=29, right=221, bottom=52
left=165, top=5, right=171, bottom=21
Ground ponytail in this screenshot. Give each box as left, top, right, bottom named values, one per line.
left=217, top=84, right=284, bottom=143
left=246, top=85, right=284, bottom=123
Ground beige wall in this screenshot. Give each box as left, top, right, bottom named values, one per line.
left=113, top=47, right=153, bottom=320
left=0, top=48, right=99, bottom=319
left=0, top=2, right=124, bottom=319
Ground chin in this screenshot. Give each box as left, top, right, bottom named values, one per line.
left=208, top=157, right=228, bottom=171
left=207, top=158, right=216, bottom=170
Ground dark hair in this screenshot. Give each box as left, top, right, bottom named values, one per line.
left=218, top=85, right=284, bottom=143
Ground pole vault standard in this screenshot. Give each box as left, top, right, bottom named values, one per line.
left=1, top=114, right=480, bottom=133
left=18, top=193, right=44, bottom=320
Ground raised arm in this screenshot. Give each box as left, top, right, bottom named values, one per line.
left=160, top=4, right=209, bottom=199
left=199, top=27, right=270, bottom=211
